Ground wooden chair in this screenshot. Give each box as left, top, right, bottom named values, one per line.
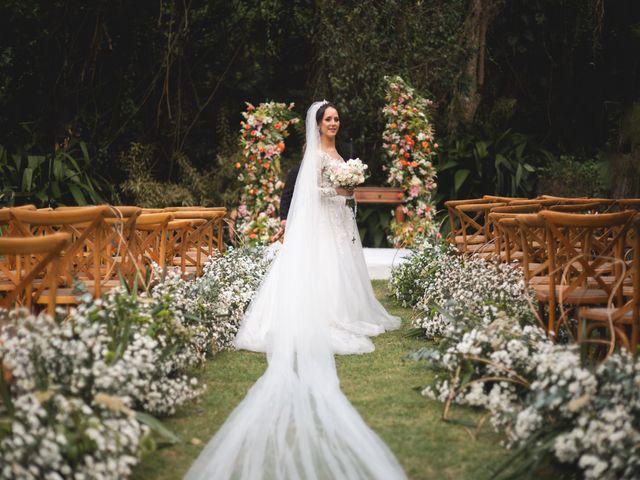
left=452, top=202, right=507, bottom=255
left=9, top=206, right=116, bottom=303
left=488, top=204, right=542, bottom=263
left=537, top=210, right=636, bottom=335
left=0, top=232, right=71, bottom=316
left=131, top=213, right=174, bottom=273
left=577, top=214, right=640, bottom=353
left=165, top=210, right=226, bottom=276
left=164, top=207, right=227, bottom=255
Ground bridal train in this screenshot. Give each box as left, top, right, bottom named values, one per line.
left=184, top=101, right=406, bottom=480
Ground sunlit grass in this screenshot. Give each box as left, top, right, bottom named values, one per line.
left=132, top=281, right=507, bottom=480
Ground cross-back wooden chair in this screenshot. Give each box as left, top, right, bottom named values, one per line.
left=165, top=210, right=226, bottom=276
left=488, top=204, right=542, bottom=263
left=537, top=210, right=636, bottom=336
left=132, top=213, right=174, bottom=273
left=577, top=214, right=640, bottom=353
left=452, top=202, right=507, bottom=255
left=164, top=218, right=206, bottom=278
left=54, top=205, right=143, bottom=290
left=9, top=206, right=114, bottom=303
left=164, top=207, right=227, bottom=255
left=445, top=198, right=491, bottom=246
left=0, top=232, right=71, bottom=316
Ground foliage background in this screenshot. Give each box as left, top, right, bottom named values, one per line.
left=1, top=1, right=639, bottom=231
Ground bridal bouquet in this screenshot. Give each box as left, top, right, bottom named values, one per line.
left=323, top=158, right=368, bottom=190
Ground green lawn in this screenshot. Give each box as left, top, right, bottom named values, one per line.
left=132, top=281, right=507, bottom=480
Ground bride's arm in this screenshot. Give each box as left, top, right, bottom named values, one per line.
left=318, top=156, right=338, bottom=197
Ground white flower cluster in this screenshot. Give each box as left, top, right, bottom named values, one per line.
left=182, top=246, right=273, bottom=352
left=397, top=239, right=640, bottom=479
left=323, top=158, right=368, bottom=189
left=508, top=348, right=640, bottom=479
left=0, top=246, right=273, bottom=479
left=389, top=241, right=532, bottom=338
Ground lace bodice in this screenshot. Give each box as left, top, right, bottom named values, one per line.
left=318, top=149, right=343, bottom=197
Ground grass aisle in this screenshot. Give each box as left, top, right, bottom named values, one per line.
left=133, top=281, right=506, bottom=480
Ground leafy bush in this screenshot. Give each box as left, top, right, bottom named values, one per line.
left=0, top=138, right=113, bottom=207
left=436, top=128, right=540, bottom=203
left=536, top=154, right=610, bottom=198
left=119, top=142, right=216, bottom=208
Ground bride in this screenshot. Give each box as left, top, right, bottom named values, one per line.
left=185, top=101, right=406, bottom=479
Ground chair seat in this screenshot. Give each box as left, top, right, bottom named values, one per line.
left=463, top=242, right=493, bottom=253
left=578, top=306, right=635, bottom=323
left=534, top=285, right=610, bottom=304
left=454, top=234, right=486, bottom=245
left=500, top=251, right=524, bottom=261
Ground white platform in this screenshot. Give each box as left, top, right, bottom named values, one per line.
left=363, top=248, right=413, bottom=280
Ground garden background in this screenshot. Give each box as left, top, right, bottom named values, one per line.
left=2, top=0, right=639, bottom=245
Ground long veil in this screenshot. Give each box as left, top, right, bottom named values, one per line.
left=184, top=102, right=406, bottom=480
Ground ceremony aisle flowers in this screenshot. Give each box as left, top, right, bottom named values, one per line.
left=382, top=76, right=438, bottom=247
left=391, top=239, right=640, bottom=479
left=237, top=101, right=299, bottom=245
left=0, top=246, right=273, bottom=479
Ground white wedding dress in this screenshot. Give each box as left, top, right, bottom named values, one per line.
left=185, top=102, right=406, bottom=480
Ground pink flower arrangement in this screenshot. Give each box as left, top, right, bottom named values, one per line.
left=237, top=101, right=299, bottom=245
left=382, top=76, right=438, bottom=247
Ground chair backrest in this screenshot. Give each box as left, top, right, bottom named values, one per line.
left=539, top=210, right=636, bottom=305
left=132, top=213, right=174, bottom=272
left=0, top=232, right=71, bottom=316
left=482, top=195, right=528, bottom=203
left=489, top=208, right=539, bottom=263
left=616, top=199, right=640, bottom=211
left=9, top=206, right=114, bottom=298
left=548, top=202, right=603, bottom=213
left=453, top=202, right=507, bottom=252
left=514, top=213, right=551, bottom=285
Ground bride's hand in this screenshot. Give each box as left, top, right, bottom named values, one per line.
left=335, top=187, right=354, bottom=197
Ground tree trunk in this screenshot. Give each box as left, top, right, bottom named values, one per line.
left=448, top=0, right=503, bottom=132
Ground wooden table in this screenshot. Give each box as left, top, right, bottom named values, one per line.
left=354, top=187, right=405, bottom=223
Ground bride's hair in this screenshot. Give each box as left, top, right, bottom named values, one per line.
left=315, top=102, right=339, bottom=125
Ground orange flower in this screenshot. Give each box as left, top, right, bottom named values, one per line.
left=276, top=142, right=285, bottom=153
left=421, top=141, right=428, bottom=149
left=274, top=121, right=282, bottom=130
left=244, top=123, right=251, bottom=130
left=235, top=162, right=241, bottom=169
left=390, top=122, right=397, bottom=129
left=251, top=130, right=257, bottom=136
left=391, top=144, right=397, bottom=151
left=410, top=161, right=418, bottom=168
left=404, top=152, right=410, bottom=159
left=264, top=162, right=270, bottom=169
left=249, top=233, right=257, bottom=239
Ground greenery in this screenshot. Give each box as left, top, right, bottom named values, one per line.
left=131, top=281, right=508, bottom=480
left=0, top=137, right=113, bottom=207
left=536, top=154, right=611, bottom=198
left=2, top=1, right=636, bottom=214
left=435, top=128, right=540, bottom=203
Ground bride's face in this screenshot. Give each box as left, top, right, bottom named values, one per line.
left=319, top=107, right=340, bottom=138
